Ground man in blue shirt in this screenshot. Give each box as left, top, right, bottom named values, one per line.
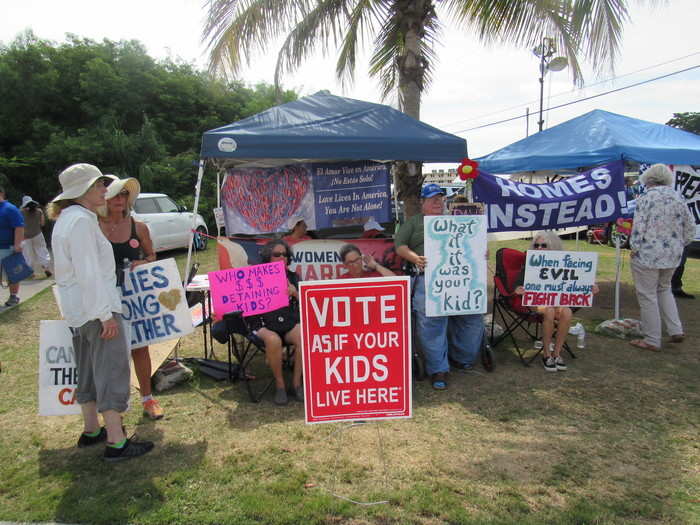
left=0, top=186, right=25, bottom=306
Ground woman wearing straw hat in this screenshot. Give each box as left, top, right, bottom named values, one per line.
left=19, top=195, right=52, bottom=278
left=48, top=163, right=154, bottom=462
left=98, top=176, right=163, bottom=420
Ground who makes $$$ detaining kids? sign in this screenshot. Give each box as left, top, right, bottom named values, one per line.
left=299, top=277, right=412, bottom=424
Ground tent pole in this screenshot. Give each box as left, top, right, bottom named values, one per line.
left=614, top=234, right=621, bottom=319
left=216, top=169, right=221, bottom=237
left=185, top=159, right=205, bottom=282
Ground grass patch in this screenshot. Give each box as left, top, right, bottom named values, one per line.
left=1, top=239, right=699, bottom=524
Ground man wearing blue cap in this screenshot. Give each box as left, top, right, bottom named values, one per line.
left=395, top=184, right=484, bottom=390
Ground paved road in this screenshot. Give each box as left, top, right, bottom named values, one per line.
left=0, top=275, right=54, bottom=313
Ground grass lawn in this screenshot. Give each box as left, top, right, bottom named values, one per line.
left=1, top=239, right=699, bottom=524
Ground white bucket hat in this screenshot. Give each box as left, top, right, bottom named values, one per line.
left=52, top=164, right=107, bottom=202
left=20, top=195, right=39, bottom=209
left=363, top=217, right=385, bottom=232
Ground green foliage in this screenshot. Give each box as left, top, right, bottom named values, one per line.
left=0, top=30, right=297, bottom=229
left=666, top=112, right=700, bottom=135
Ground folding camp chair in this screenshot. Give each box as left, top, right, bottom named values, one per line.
left=220, top=311, right=295, bottom=403
left=490, top=247, right=576, bottom=366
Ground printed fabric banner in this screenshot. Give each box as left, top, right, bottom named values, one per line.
left=473, top=160, right=627, bottom=232
left=299, top=277, right=412, bottom=424
left=313, top=161, right=391, bottom=228
left=120, top=258, right=193, bottom=349
left=521, top=250, right=598, bottom=308
left=38, top=320, right=82, bottom=416
left=673, top=165, right=700, bottom=241
left=208, top=261, right=289, bottom=320
left=424, top=215, right=488, bottom=317
left=220, top=161, right=391, bottom=234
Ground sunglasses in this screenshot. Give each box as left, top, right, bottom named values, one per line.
left=117, top=190, right=130, bottom=197
left=271, top=251, right=289, bottom=258
left=94, top=178, right=112, bottom=188
left=533, top=243, right=548, bottom=248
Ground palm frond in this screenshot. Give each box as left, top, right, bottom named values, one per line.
left=335, top=0, right=385, bottom=89
left=203, top=0, right=312, bottom=78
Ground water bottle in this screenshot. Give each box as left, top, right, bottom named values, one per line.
left=575, top=324, right=586, bottom=349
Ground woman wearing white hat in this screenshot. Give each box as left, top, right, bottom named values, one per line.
left=48, top=163, right=154, bottom=462
left=19, top=195, right=52, bottom=278
left=98, top=176, right=163, bottom=420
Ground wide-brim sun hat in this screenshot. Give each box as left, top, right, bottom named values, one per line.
left=52, top=163, right=107, bottom=202
left=97, top=176, right=140, bottom=217
left=20, top=195, right=39, bottom=209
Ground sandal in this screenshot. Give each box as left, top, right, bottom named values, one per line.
left=670, top=334, right=685, bottom=343
left=431, top=372, right=447, bottom=390
left=629, top=339, right=661, bottom=352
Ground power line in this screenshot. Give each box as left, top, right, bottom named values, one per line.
left=439, top=51, right=700, bottom=130
left=452, top=64, right=700, bottom=134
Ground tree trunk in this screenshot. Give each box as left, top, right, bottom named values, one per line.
left=394, top=0, right=431, bottom=219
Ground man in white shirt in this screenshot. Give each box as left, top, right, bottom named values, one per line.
left=50, top=164, right=154, bottom=462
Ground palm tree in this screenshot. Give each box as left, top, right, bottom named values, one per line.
left=203, top=0, right=638, bottom=216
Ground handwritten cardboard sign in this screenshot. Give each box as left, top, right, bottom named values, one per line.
left=521, top=250, right=598, bottom=307
left=424, top=215, right=488, bottom=317
left=299, top=277, right=412, bottom=424
left=120, top=258, right=193, bottom=349
left=208, top=260, right=289, bottom=320
left=38, top=320, right=81, bottom=416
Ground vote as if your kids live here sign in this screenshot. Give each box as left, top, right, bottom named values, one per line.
left=521, top=250, right=598, bottom=307
left=299, top=277, right=412, bottom=424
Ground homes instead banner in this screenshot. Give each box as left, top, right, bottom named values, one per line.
left=473, top=160, right=627, bottom=232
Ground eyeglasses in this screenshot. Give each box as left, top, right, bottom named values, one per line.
left=271, top=251, right=288, bottom=258
left=345, top=256, right=363, bottom=265
left=533, top=243, right=548, bottom=248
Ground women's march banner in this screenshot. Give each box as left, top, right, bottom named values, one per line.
left=521, top=250, right=598, bottom=307
left=473, top=160, right=627, bottom=232
left=299, top=277, right=412, bottom=424
left=208, top=261, right=289, bottom=320
left=673, top=165, right=700, bottom=240
left=221, top=161, right=390, bottom=234
left=38, top=320, right=81, bottom=416
left=120, top=258, right=193, bottom=349
left=424, top=215, right=488, bottom=317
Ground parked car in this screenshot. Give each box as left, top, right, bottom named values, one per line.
left=132, top=193, right=208, bottom=253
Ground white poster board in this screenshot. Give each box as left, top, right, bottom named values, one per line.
left=120, top=258, right=193, bottom=349
left=673, top=165, right=700, bottom=241
left=38, top=320, right=81, bottom=416
left=521, top=250, right=598, bottom=307
left=424, top=215, right=488, bottom=317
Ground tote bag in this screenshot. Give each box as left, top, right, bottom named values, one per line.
left=1, top=252, right=33, bottom=286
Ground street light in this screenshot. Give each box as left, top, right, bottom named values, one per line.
left=533, top=37, right=568, bottom=132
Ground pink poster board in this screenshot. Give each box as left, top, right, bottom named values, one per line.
left=208, top=261, right=290, bottom=320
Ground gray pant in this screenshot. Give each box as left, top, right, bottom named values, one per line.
left=72, top=314, right=131, bottom=413
left=631, top=258, right=684, bottom=347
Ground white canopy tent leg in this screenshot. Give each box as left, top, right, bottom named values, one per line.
left=614, top=234, right=621, bottom=320
left=185, top=159, right=205, bottom=283
left=216, top=169, right=221, bottom=237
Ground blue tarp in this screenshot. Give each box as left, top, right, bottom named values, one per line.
left=476, top=109, right=700, bottom=174
left=200, top=91, right=466, bottom=163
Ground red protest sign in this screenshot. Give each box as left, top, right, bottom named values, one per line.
left=299, top=276, right=412, bottom=424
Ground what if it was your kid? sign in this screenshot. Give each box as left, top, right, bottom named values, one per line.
left=521, top=250, right=598, bottom=307
left=424, top=215, right=488, bottom=317
left=120, top=258, right=193, bottom=349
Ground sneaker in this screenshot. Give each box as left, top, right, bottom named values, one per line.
left=77, top=427, right=107, bottom=448
left=274, top=387, right=288, bottom=406
left=4, top=295, right=19, bottom=307
left=543, top=356, right=557, bottom=372
left=289, top=385, right=304, bottom=402
left=555, top=356, right=567, bottom=371
left=143, top=399, right=164, bottom=420
left=103, top=437, right=154, bottom=463
left=672, top=289, right=695, bottom=299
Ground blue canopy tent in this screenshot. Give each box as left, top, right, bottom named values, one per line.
left=476, top=109, right=700, bottom=321
left=186, top=90, right=467, bottom=271
left=476, top=109, right=700, bottom=174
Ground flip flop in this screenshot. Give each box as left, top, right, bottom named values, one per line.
left=629, top=339, right=661, bottom=352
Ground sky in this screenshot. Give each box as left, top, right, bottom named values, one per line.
left=3, top=0, right=699, bottom=171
